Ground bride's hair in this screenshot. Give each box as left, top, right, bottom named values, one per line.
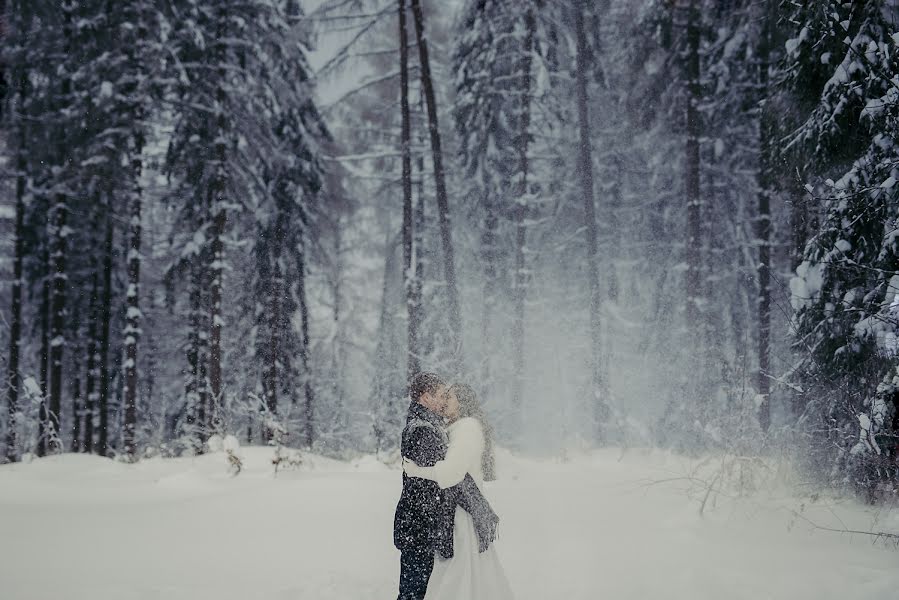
left=448, top=383, right=497, bottom=481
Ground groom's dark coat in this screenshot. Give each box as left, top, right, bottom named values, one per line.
left=393, top=401, right=456, bottom=557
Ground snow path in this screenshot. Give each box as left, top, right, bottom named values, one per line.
left=0, top=448, right=896, bottom=600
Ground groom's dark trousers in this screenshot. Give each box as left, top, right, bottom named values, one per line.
left=394, top=401, right=450, bottom=600
left=398, top=546, right=434, bottom=600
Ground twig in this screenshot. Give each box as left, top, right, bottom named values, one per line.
left=789, top=509, right=899, bottom=548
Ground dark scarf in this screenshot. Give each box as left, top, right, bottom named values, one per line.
left=447, top=473, right=500, bottom=554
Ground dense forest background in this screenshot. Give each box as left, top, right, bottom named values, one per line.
left=1, top=0, right=897, bottom=499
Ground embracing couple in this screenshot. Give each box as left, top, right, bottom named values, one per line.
left=393, top=372, right=515, bottom=600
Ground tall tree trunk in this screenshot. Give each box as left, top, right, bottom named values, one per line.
left=682, top=0, right=703, bottom=337
left=755, top=0, right=775, bottom=432
left=98, top=203, right=114, bottom=456
left=371, top=230, right=399, bottom=454
left=399, top=0, right=419, bottom=380
left=186, top=263, right=203, bottom=451
left=37, top=246, right=50, bottom=456
left=70, top=316, right=83, bottom=453
left=575, top=0, right=609, bottom=438
left=413, top=116, right=425, bottom=367
left=122, top=137, right=144, bottom=459
left=5, top=67, right=26, bottom=461
left=208, top=189, right=226, bottom=435
left=510, top=7, right=536, bottom=416
left=296, top=237, right=314, bottom=448
left=83, top=275, right=99, bottom=454
left=47, top=200, right=68, bottom=455
left=409, top=0, right=463, bottom=367
left=208, top=206, right=225, bottom=438
left=330, top=218, right=344, bottom=419
left=263, top=224, right=282, bottom=443
left=480, top=182, right=497, bottom=387
left=208, top=9, right=228, bottom=438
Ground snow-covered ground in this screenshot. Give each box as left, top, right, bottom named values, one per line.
left=1, top=447, right=897, bottom=600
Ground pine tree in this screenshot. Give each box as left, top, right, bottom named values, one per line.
left=789, top=0, right=899, bottom=490
left=164, top=0, right=272, bottom=449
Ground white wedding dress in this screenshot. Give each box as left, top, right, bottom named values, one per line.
left=405, top=417, right=515, bottom=600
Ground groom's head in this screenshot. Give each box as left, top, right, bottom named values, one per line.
left=409, top=372, right=447, bottom=414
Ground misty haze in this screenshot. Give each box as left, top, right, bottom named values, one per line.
left=0, top=1, right=898, bottom=599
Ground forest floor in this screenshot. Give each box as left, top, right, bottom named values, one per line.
left=0, top=445, right=897, bottom=600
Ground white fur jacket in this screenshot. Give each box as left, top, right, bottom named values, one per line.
left=403, top=417, right=485, bottom=489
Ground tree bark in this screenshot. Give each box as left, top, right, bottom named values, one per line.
left=755, top=0, right=775, bottom=432
left=208, top=191, right=226, bottom=432
left=682, top=0, right=702, bottom=336
left=186, top=263, right=203, bottom=451
left=409, top=0, right=464, bottom=366
left=510, top=7, right=536, bottom=415
left=122, top=138, right=144, bottom=459
left=296, top=237, right=314, bottom=448
left=413, top=111, right=425, bottom=366
left=122, top=4, right=148, bottom=458
left=574, top=0, right=609, bottom=438
left=263, top=221, right=282, bottom=443
left=70, top=317, right=83, bottom=453
left=83, top=274, right=99, bottom=454
left=98, top=203, right=114, bottom=456
left=399, top=0, right=419, bottom=380
left=47, top=199, right=68, bottom=455
left=480, top=182, right=497, bottom=387
left=207, top=7, right=228, bottom=438
left=37, top=243, right=50, bottom=457
left=208, top=198, right=226, bottom=438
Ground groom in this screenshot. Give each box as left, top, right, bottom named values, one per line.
left=393, top=372, right=494, bottom=600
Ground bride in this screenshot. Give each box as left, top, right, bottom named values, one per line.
left=402, top=383, right=515, bottom=600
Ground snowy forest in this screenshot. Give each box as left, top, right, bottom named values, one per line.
left=1, top=0, right=898, bottom=505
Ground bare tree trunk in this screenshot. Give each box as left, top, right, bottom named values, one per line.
left=208, top=9, right=228, bottom=437
left=575, top=0, right=609, bottom=438
left=409, top=0, right=463, bottom=366
left=122, top=137, right=144, bottom=459
left=296, top=237, right=314, bottom=448
left=208, top=207, right=225, bottom=438
left=186, top=264, right=203, bottom=451
left=70, top=316, right=83, bottom=453
left=84, top=275, right=99, bottom=454
left=413, top=112, right=425, bottom=365
left=510, top=7, right=536, bottom=415
left=263, top=221, right=282, bottom=443
left=208, top=190, right=226, bottom=436
left=480, top=183, right=497, bottom=387
left=330, top=217, right=344, bottom=418
left=37, top=246, right=50, bottom=457
left=399, top=0, right=419, bottom=380
left=5, top=67, right=26, bottom=461
left=755, top=0, right=775, bottom=432
left=682, top=0, right=702, bottom=336
left=98, top=204, right=114, bottom=456
left=47, top=195, right=68, bottom=455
